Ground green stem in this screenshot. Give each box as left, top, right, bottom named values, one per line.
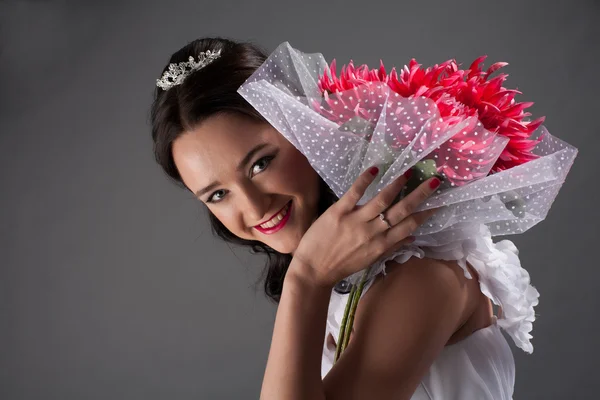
left=341, top=269, right=370, bottom=352
left=334, top=267, right=372, bottom=362
left=334, top=281, right=356, bottom=363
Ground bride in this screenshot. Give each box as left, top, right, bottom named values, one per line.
left=151, top=37, right=514, bottom=399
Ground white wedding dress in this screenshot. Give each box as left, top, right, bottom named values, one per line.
left=321, top=225, right=538, bottom=399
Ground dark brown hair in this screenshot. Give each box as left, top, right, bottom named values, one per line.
left=150, top=37, right=338, bottom=303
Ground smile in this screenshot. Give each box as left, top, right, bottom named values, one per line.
left=254, top=201, right=292, bottom=234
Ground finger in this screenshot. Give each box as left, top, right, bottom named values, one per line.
left=411, top=207, right=440, bottom=227
left=383, top=176, right=442, bottom=226
left=364, top=177, right=440, bottom=237
left=370, top=207, right=440, bottom=262
left=378, top=235, right=417, bottom=259
left=338, top=166, right=380, bottom=212
left=357, top=169, right=413, bottom=220
left=383, top=207, right=439, bottom=244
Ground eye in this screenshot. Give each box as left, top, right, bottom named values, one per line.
left=207, top=189, right=226, bottom=203
left=206, top=155, right=275, bottom=204
left=251, top=155, right=274, bottom=176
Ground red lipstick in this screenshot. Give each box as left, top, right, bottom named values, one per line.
left=254, top=201, right=292, bottom=234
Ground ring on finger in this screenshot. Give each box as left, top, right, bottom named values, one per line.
left=379, top=212, right=392, bottom=229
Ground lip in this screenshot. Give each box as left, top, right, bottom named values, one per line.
left=254, top=201, right=292, bottom=234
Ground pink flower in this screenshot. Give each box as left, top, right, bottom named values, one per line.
left=314, top=60, right=388, bottom=126
left=315, top=56, right=545, bottom=179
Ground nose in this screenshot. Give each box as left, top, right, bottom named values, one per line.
left=238, top=181, right=271, bottom=226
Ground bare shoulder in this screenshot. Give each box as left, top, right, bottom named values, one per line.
left=322, top=256, right=490, bottom=398
left=357, top=256, right=479, bottom=325
left=354, top=256, right=493, bottom=346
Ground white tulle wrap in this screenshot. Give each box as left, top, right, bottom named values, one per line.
left=238, top=41, right=577, bottom=354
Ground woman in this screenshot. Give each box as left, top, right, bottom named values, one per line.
left=151, top=37, right=513, bottom=399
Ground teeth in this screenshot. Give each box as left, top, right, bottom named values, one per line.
left=260, top=203, right=289, bottom=229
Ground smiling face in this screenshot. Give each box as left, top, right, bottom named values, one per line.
left=172, top=113, right=322, bottom=254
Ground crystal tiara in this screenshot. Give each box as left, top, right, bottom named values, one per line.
left=156, top=49, right=222, bottom=90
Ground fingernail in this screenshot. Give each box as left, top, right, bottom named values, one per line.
left=429, top=177, right=441, bottom=189
left=369, top=166, right=379, bottom=176
left=403, top=169, right=413, bottom=179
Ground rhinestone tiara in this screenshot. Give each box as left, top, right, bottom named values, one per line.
left=156, top=49, right=222, bottom=90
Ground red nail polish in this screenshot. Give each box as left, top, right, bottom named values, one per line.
left=429, top=177, right=441, bottom=189
left=369, top=166, right=379, bottom=176
left=403, top=169, right=413, bottom=179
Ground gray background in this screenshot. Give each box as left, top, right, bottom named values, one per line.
left=1, top=0, right=598, bottom=398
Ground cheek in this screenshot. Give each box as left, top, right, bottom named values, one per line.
left=286, top=166, right=321, bottom=212
left=209, top=208, right=242, bottom=235
left=279, top=152, right=320, bottom=194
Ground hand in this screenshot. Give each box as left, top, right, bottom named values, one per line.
left=291, top=166, right=441, bottom=288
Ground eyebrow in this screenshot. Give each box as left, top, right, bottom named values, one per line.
left=195, top=142, right=272, bottom=199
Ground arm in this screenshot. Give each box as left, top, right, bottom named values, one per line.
left=259, top=256, right=480, bottom=400
left=259, top=258, right=331, bottom=400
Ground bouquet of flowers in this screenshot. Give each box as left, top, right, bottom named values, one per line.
left=238, top=42, right=577, bottom=360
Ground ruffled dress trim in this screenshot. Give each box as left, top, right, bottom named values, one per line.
left=358, top=223, right=539, bottom=354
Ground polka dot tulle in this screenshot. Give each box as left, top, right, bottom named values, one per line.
left=238, top=42, right=578, bottom=353
left=239, top=42, right=577, bottom=241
